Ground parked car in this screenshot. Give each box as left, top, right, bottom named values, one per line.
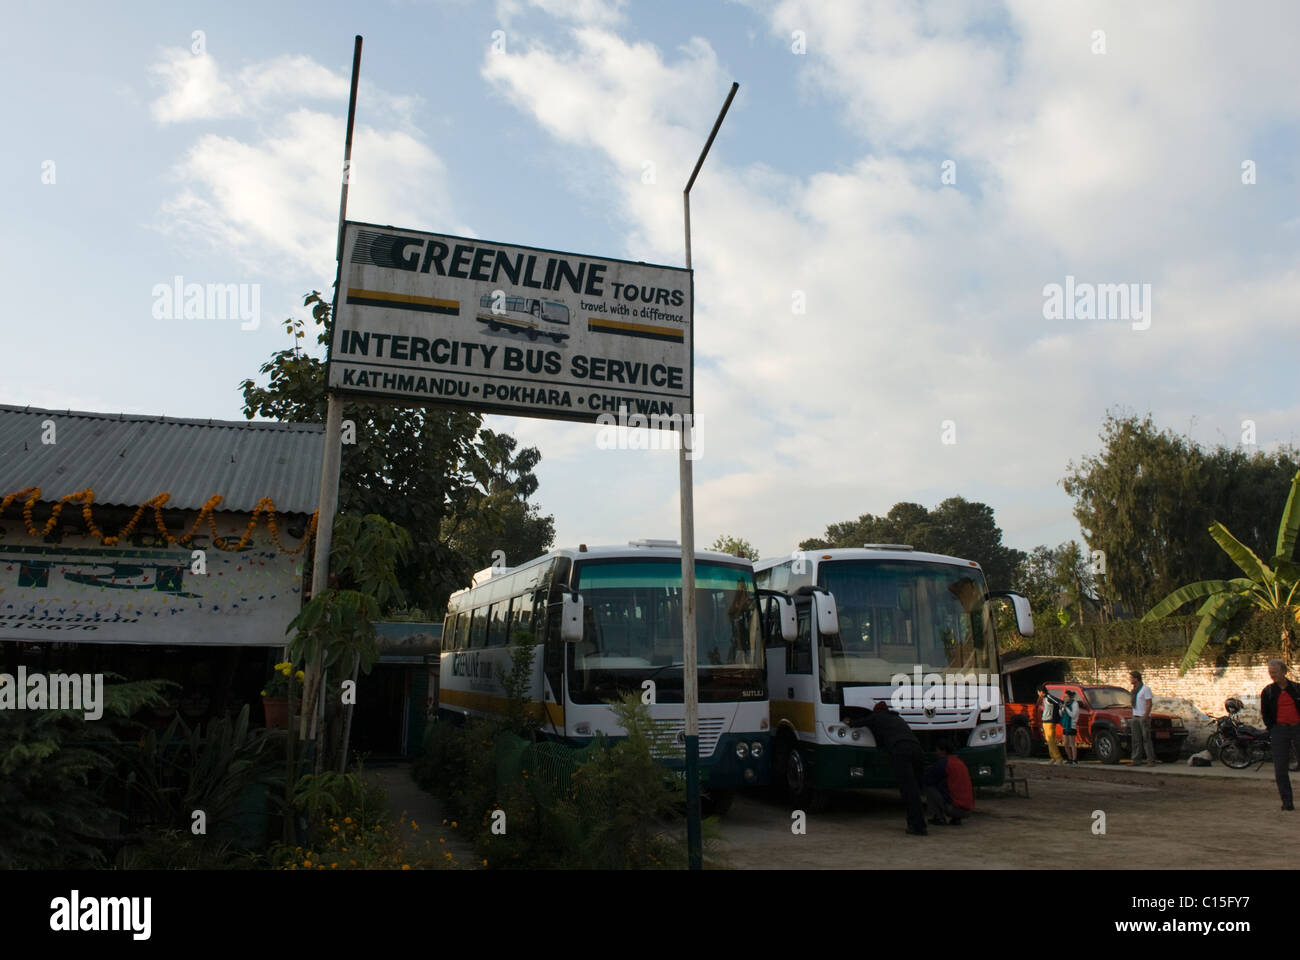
left=1005, top=681, right=1188, bottom=763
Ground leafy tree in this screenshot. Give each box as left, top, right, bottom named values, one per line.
left=442, top=430, right=556, bottom=575
left=801, top=497, right=1024, bottom=588
left=1143, top=469, right=1300, bottom=673
left=708, top=535, right=758, bottom=560
left=1015, top=545, right=1059, bottom=615
left=1064, top=411, right=1300, bottom=614
left=239, top=293, right=554, bottom=613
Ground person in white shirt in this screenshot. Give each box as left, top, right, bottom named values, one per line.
left=1129, top=670, right=1157, bottom=766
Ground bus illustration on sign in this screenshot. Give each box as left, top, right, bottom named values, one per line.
left=476, top=294, right=571, bottom=343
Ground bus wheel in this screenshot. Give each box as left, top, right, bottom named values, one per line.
left=782, top=740, right=826, bottom=812
left=1009, top=724, right=1033, bottom=758
left=527, top=329, right=538, bottom=341
left=703, top=789, right=734, bottom=817
left=488, top=321, right=500, bottom=331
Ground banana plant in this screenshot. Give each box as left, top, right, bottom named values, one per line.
left=1144, top=470, right=1300, bottom=673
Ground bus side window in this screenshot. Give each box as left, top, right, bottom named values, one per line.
left=469, top=606, right=488, bottom=649
left=511, top=592, right=533, bottom=644
left=487, top=600, right=509, bottom=647
left=787, top=607, right=812, bottom=674
left=456, top=610, right=471, bottom=651
left=443, top=613, right=457, bottom=652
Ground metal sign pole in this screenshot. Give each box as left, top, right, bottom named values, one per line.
left=302, top=35, right=363, bottom=752
left=680, top=81, right=738, bottom=871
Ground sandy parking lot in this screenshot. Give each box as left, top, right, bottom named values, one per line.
left=715, top=760, right=1289, bottom=869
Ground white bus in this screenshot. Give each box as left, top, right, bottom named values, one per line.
left=476, top=294, right=571, bottom=342
left=438, top=541, right=779, bottom=810
left=755, top=546, right=1033, bottom=808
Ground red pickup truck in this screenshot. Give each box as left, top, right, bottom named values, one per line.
left=1005, top=680, right=1188, bottom=763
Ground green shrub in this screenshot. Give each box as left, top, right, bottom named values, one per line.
left=116, top=704, right=284, bottom=841
left=0, top=678, right=170, bottom=869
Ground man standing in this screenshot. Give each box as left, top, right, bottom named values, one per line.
left=1129, top=671, right=1157, bottom=766
left=1038, top=684, right=1064, bottom=764
left=1261, top=659, right=1299, bottom=811
left=859, top=702, right=928, bottom=835
left=924, top=739, right=974, bottom=826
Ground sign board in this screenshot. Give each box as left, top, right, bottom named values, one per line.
left=0, top=522, right=305, bottom=646
left=327, top=222, right=693, bottom=424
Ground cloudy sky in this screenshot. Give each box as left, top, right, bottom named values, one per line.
left=4, top=0, right=1298, bottom=570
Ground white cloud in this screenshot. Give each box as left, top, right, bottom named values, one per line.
left=150, top=48, right=238, bottom=123
left=481, top=4, right=1300, bottom=560
left=150, top=51, right=460, bottom=280
left=496, top=0, right=628, bottom=28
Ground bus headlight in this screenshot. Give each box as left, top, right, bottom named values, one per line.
left=735, top=743, right=749, bottom=759
left=967, top=723, right=1005, bottom=747
left=750, top=741, right=764, bottom=758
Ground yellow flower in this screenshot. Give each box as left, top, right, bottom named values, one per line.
left=401, top=864, right=410, bottom=870
left=261, top=689, right=268, bottom=696
left=344, top=817, right=352, bottom=824
left=296, top=670, right=305, bottom=682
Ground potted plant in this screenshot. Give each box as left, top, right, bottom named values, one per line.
left=261, top=661, right=303, bottom=729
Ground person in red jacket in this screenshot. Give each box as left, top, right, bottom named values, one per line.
left=923, top=739, right=974, bottom=826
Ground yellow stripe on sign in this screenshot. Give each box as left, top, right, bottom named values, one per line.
left=588, top=318, right=685, bottom=340
left=770, top=699, right=816, bottom=734
left=347, top=288, right=460, bottom=310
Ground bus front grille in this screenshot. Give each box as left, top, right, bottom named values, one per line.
left=650, top=717, right=727, bottom=758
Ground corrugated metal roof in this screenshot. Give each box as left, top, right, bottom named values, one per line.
left=0, top=404, right=324, bottom=514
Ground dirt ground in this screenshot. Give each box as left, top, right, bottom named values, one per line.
left=714, top=760, right=1291, bottom=869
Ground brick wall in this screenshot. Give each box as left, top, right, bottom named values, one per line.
left=1066, top=652, right=1288, bottom=722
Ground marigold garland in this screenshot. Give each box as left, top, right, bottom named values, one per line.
left=0, top=487, right=318, bottom=554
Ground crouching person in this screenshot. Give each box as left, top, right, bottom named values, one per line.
left=924, top=739, right=974, bottom=826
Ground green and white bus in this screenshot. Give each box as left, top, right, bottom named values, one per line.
left=754, top=546, right=1033, bottom=807
left=438, top=541, right=778, bottom=810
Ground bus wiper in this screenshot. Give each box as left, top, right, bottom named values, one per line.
left=644, top=661, right=685, bottom=679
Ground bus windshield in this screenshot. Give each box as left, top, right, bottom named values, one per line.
left=818, top=560, right=995, bottom=683
left=569, top=559, right=764, bottom=703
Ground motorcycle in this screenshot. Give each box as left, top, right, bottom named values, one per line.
left=1215, top=698, right=1299, bottom=770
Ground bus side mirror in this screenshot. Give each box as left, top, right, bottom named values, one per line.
left=775, top=595, right=797, bottom=643
left=990, top=591, right=1034, bottom=637
left=561, top=592, right=584, bottom=643
left=813, top=590, right=839, bottom=637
